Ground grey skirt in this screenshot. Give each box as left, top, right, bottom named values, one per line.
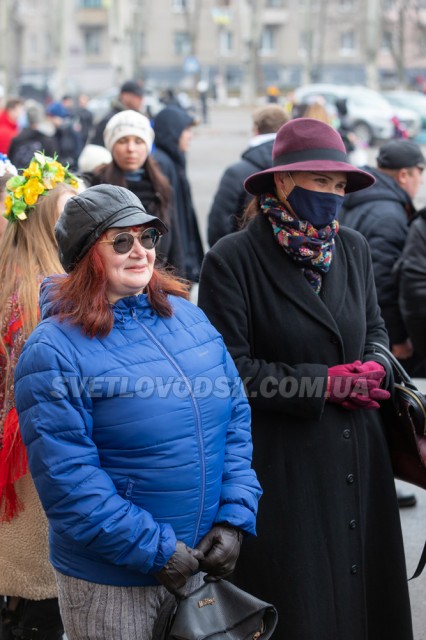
left=55, top=570, right=204, bottom=640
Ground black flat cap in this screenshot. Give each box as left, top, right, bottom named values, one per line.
left=120, top=80, right=144, bottom=97
left=55, top=184, right=168, bottom=273
left=377, top=140, right=425, bottom=170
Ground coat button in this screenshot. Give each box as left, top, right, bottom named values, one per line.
left=349, top=519, right=357, bottom=529
left=343, top=429, right=351, bottom=439
left=351, top=564, right=358, bottom=575
left=346, top=473, right=355, bottom=484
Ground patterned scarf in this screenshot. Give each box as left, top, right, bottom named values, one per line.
left=260, top=193, right=339, bottom=294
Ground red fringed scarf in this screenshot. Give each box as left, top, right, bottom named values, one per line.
left=0, top=295, right=29, bottom=522
left=0, top=407, right=28, bottom=521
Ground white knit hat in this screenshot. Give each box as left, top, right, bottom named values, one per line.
left=77, top=144, right=112, bottom=172
left=103, top=110, right=154, bottom=153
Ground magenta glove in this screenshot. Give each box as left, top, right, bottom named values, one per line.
left=342, top=377, right=390, bottom=410
left=353, top=360, right=387, bottom=384
left=327, top=361, right=390, bottom=410
left=327, top=361, right=363, bottom=404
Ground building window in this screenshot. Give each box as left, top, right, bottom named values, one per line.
left=29, top=33, right=38, bottom=58
left=340, top=30, right=355, bottom=55
left=83, top=27, right=102, bottom=55
left=299, top=30, right=317, bottom=56
left=339, top=0, right=355, bottom=9
left=135, top=32, right=146, bottom=57
left=381, top=31, right=393, bottom=51
left=172, top=0, right=187, bottom=11
left=260, top=25, right=278, bottom=55
left=79, top=0, right=103, bottom=7
left=298, top=0, right=319, bottom=10
left=174, top=31, right=191, bottom=55
left=219, top=29, right=234, bottom=56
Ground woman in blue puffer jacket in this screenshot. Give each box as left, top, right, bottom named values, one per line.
left=14, top=184, right=262, bottom=640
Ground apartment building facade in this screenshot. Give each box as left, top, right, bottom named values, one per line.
left=1, top=0, right=425, bottom=100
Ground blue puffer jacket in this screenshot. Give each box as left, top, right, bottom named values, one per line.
left=14, top=287, right=261, bottom=587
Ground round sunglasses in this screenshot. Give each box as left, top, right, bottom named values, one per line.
left=99, top=228, right=161, bottom=254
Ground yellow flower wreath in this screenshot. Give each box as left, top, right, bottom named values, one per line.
left=4, top=152, right=79, bottom=222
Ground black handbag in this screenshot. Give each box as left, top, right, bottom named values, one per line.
left=366, top=341, right=426, bottom=578
left=365, top=342, right=426, bottom=489
left=167, top=578, right=278, bottom=640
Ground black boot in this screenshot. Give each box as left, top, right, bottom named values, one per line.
left=2, top=598, right=63, bottom=640
left=396, top=489, right=417, bottom=508
left=1, top=596, right=22, bottom=640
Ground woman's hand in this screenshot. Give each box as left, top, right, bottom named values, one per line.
left=327, top=360, right=390, bottom=410
left=196, top=524, right=243, bottom=581
left=154, top=541, right=203, bottom=596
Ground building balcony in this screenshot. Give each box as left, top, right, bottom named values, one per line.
left=263, top=9, right=289, bottom=24
left=76, top=7, right=108, bottom=27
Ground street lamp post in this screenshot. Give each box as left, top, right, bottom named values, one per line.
left=240, top=0, right=262, bottom=105
left=211, top=4, right=232, bottom=104
left=365, top=0, right=381, bottom=89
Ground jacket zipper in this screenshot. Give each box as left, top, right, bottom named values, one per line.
left=129, top=307, right=205, bottom=546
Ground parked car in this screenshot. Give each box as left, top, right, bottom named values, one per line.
left=294, top=84, right=397, bottom=145
left=383, top=90, right=426, bottom=129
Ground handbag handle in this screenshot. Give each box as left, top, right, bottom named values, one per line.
left=365, top=341, right=418, bottom=390
left=366, top=342, right=426, bottom=581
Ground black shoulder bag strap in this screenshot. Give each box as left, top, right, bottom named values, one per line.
left=366, top=341, right=426, bottom=580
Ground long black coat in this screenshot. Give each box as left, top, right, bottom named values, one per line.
left=198, top=214, right=413, bottom=640
left=153, top=107, right=204, bottom=282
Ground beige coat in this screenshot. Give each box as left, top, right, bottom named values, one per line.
left=0, top=472, right=57, bottom=599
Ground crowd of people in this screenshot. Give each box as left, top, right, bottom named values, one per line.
left=0, top=80, right=425, bottom=640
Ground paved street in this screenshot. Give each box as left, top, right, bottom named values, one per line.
left=187, top=103, right=426, bottom=639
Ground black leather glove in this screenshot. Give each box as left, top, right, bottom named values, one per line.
left=196, top=523, right=243, bottom=581
left=154, top=541, right=203, bottom=596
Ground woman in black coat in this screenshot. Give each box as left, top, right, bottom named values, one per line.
left=85, top=110, right=185, bottom=277
left=198, top=118, right=413, bottom=640
left=153, top=107, right=204, bottom=283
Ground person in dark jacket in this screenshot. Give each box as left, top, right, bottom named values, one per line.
left=207, top=104, right=289, bottom=247
left=341, top=140, right=425, bottom=508
left=74, top=93, right=94, bottom=146
left=198, top=118, right=413, bottom=640
left=85, top=109, right=185, bottom=277
left=14, top=184, right=261, bottom=640
left=398, top=206, right=426, bottom=358
left=8, top=100, right=56, bottom=169
left=90, top=80, right=144, bottom=147
left=153, top=107, right=204, bottom=283
left=46, top=101, right=83, bottom=171
left=340, top=139, right=425, bottom=370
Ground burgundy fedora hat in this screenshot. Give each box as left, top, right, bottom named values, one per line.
left=244, top=117, right=375, bottom=195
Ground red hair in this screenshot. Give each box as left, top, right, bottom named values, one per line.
left=50, top=244, right=190, bottom=338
